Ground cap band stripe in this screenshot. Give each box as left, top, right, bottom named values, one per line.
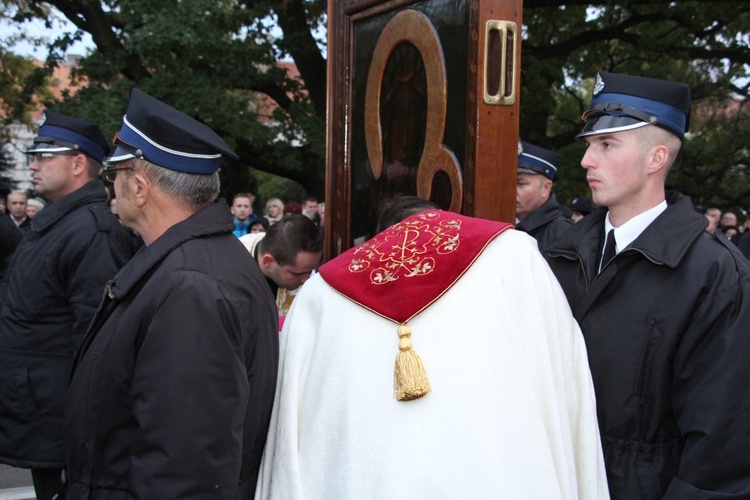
left=587, top=92, right=687, bottom=138
left=33, top=124, right=107, bottom=162
left=118, top=116, right=221, bottom=174
left=519, top=152, right=557, bottom=173
left=122, top=116, right=221, bottom=160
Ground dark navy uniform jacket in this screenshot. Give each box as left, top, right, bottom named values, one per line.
left=64, top=200, right=279, bottom=499
left=547, top=191, right=750, bottom=499
left=517, top=193, right=573, bottom=253
left=0, top=180, right=133, bottom=468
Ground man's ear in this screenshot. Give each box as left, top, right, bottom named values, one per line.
left=541, top=178, right=553, bottom=197
left=260, top=252, right=277, bottom=271
left=132, top=171, right=150, bottom=208
left=649, top=144, right=670, bottom=175
left=71, top=153, right=88, bottom=177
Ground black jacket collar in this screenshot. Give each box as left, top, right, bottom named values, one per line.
left=108, top=200, right=234, bottom=299
left=31, top=180, right=107, bottom=233
left=548, top=191, right=708, bottom=269
left=517, top=193, right=567, bottom=232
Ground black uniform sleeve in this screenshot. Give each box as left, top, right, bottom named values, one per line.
left=665, top=273, right=750, bottom=498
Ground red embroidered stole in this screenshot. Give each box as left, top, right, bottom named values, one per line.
left=319, top=210, right=512, bottom=323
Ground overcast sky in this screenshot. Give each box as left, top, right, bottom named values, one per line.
left=3, top=14, right=93, bottom=59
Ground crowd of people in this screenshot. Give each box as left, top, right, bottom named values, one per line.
left=0, top=71, right=748, bottom=500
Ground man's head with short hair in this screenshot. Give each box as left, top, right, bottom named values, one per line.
left=257, top=214, right=323, bottom=290
left=232, top=193, right=255, bottom=222
left=102, top=88, right=237, bottom=244
left=121, top=158, right=220, bottom=210
left=6, top=192, right=27, bottom=221
left=705, top=207, right=721, bottom=233
left=376, top=196, right=438, bottom=233
left=515, top=141, right=562, bottom=222
left=721, top=211, right=738, bottom=229
left=302, top=196, right=319, bottom=219
left=26, top=111, right=110, bottom=201
left=577, top=72, right=691, bottom=225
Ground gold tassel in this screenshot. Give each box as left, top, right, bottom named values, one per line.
left=393, top=324, right=431, bottom=401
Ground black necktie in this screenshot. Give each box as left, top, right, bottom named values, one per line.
left=600, top=229, right=616, bottom=272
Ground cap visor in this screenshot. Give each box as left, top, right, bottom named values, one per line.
left=25, top=143, right=74, bottom=154
left=103, top=144, right=137, bottom=166
left=576, top=115, right=649, bottom=138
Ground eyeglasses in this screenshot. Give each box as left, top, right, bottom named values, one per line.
left=102, top=165, right=139, bottom=184
left=26, top=152, right=79, bottom=166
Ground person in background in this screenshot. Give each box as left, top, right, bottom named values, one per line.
left=515, top=140, right=573, bottom=251
left=63, top=88, right=278, bottom=498
left=703, top=207, right=721, bottom=233
left=0, top=212, right=21, bottom=290
left=255, top=197, right=608, bottom=499
left=302, top=196, right=319, bottom=221
left=569, top=195, right=593, bottom=223
left=239, top=214, right=323, bottom=328
left=250, top=217, right=270, bottom=234
left=25, top=198, right=45, bottom=219
left=231, top=192, right=262, bottom=237
left=5, top=192, right=30, bottom=233
left=720, top=210, right=737, bottom=231
left=546, top=71, right=750, bottom=499
left=737, top=225, right=750, bottom=259
left=265, top=197, right=284, bottom=225
left=284, top=201, right=302, bottom=216
left=0, top=111, right=135, bottom=499
left=317, top=201, right=326, bottom=231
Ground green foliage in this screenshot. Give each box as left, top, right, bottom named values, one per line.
left=0, top=48, right=54, bottom=125
left=523, top=0, right=750, bottom=212
left=1, top=0, right=750, bottom=214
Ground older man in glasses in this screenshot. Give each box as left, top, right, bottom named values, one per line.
left=64, top=88, right=278, bottom=499
left=0, top=111, right=135, bottom=499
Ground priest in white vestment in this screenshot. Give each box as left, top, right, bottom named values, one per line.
left=255, top=209, right=608, bottom=499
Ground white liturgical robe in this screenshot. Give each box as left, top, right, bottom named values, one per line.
left=255, top=229, right=608, bottom=499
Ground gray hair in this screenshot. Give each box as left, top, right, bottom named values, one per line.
left=131, top=158, right=220, bottom=209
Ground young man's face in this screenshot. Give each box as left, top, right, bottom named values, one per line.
left=581, top=130, right=648, bottom=212
left=264, top=251, right=321, bottom=290
left=232, top=196, right=253, bottom=222
left=516, top=173, right=550, bottom=222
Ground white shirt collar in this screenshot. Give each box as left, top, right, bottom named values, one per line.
left=604, top=200, right=668, bottom=254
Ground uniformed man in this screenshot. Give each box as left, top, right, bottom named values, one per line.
left=64, top=89, right=279, bottom=498
left=0, top=111, right=135, bottom=499
left=515, top=141, right=572, bottom=251
left=569, top=195, right=594, bottom=223
left=546, top=72, right=750, bottom=499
